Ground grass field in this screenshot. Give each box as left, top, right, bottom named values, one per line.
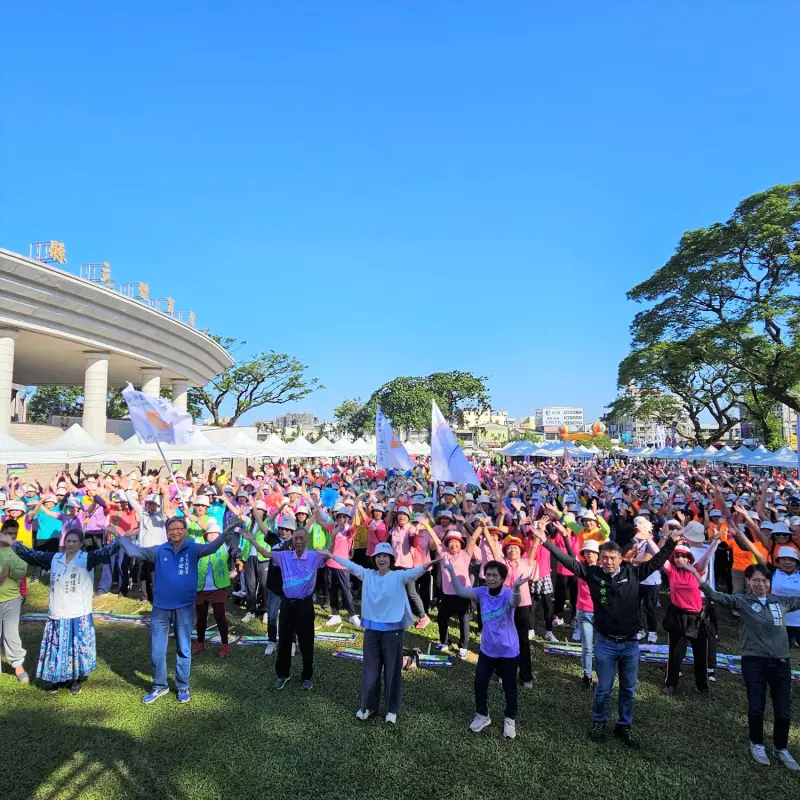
left=1, top=583, right=799, bottom=800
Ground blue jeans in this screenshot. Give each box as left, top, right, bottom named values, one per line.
left=592, top=633, right=639, bottom=727
left=97, top=547, right=125, bottom=594
left=266, top=591, right=281, bottom=642
left=576, top=609, right=595, bottom=678
left=150, top=604, right=194, bottom=691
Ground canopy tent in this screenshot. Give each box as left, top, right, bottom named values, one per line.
left=349, top=438, right=374, bottom=456
left=330, top=436, right=356, bottom=456
left=404, top=440, right=430, bottom=456
left=715, top=446, right=754, bottom=465
left=28, top=424, right=117, bottom=464
left=310, top=436, right=338, bottom=458
left=280, top=435, right=319, bottom=458
left=0, top=431, right=36, bottom=465
left=756, top=446, right=798, bottom=469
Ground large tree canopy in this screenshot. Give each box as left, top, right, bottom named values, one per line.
left=627, top=182, right=800, bottom=412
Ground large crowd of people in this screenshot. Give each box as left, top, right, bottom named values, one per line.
left=1, top=456, right=799, bottom=768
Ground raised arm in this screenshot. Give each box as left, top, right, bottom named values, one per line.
left=86, top=540, right=121, bottom=570
left=324, top=552, right=366, bottom=581
left=235, top=526, right=271, bottom=559
left=444, top=561, right=476, bottom=601
left=11, top=542, right=56, bottom=569
left=115, top=533, right=158, bottom=562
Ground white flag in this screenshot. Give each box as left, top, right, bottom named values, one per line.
left=121, top=383, right=193, bottom=446
left=430, top=400, right=480, bottom=485
left=376, top=405, right=413, bottom=471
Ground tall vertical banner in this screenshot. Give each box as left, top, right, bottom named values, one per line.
left=376, top=405, right=413, bottom=471
left=121, top=383, right=193, bottom=445
left=797, top=417, right=800, bottom=474
left=430, top=400, right=480, bottom=486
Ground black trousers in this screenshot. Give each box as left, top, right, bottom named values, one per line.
left=638, top=584, right=659, bottom=632
left=514, top=606, right=533, bottom=683
left=139, top=561, right=155, bottom=604
left=475, top=651, right=519, bottom=719
left=314, top=568, right=329, bottom=606
left=553, top=574, right=577, bottom=621
left=276, top=596, right=315, bottom=681
left=362, top=628, right=404, bottom=715
left=714, top=545, right=733, bottom=594
left=32, top=538, right=59, bottom=579
left=244, top=557, right=269, bottom=614
left=741, top=656, right=792, bottom=749
left=399, top=568, right=426, bottom=618
left=325, top=566, right=355, bottom=614
left=438, top=594, right=471, bottom=648
left=666, top=625, right=709, bottom=690
left=531, top=590, right=554, bottom=633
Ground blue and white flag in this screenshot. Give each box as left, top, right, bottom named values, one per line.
left=121, top=383, right=193, bottom=446
left=430, top=400, right=480, bottom=486
left=376, top=405, right=413, bottom=471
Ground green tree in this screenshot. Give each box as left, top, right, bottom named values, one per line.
left=426, top=371, right=490, bottom=425
left=627, top=182, right=800, bottom=412
left=591, top=434, right=614, bottom=452
left=740, top=388, right=784, bottom=449
left=27, top=386, right=84, bottom=424
left=509, top=430, right=544, bottom=443
left=333, top=397, right=367, bottom=438
left=189, top=337, right=322, bottom=427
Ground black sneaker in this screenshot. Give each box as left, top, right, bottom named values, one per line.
left=69, top=681, right=82, bottom=696
left=695, top=686, right=711, bottom=699
left=274, top=676, right=291, bottom=690
left=44, top=682, right=59, bottom=694
left=589, top=722, right=607, bottom=742
left=614, top=725, right=641, bottom=750
left=582, top=674, right=594, bottom=687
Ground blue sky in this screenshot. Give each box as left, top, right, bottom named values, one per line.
left=2, top=2, right=799, bottom=426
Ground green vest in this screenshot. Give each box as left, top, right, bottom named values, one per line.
left=307, top=521, right=330, bottom=551
left=189, top=514, right=211, bottom=543
left=197, top=546, right=231, bottom=591
left=239, top=523, right=271, bottom=562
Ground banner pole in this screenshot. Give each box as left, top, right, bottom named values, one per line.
left=156, top=441, right=186, bottom=511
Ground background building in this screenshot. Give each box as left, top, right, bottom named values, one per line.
left=462, top=408, right=508, bottom=428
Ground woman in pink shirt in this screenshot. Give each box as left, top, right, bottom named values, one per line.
left=363, top=502, right=388, bottom=557
left=659, top=539, right=718, bottom=697
left=389, top=507, right=430, bottom=629
left=428, top=523, right=481, bottom=660
left=324, top=506, right=360, bottom=628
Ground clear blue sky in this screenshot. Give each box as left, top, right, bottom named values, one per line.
left=2, top=2, right=799, bottom=426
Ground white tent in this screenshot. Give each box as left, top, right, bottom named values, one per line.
left=0, top=431, right=35, bottom=465
left=30, top=424, right=115, bottom=463
left=349, top=438, right=374, bottom=456
left=330, top=436, right=356, bottom=456
left=310, top=436, right=338, bottom=457
left=281, top=435, right=319, bottom=457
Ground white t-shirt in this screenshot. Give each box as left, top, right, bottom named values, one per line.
left=633, top=541, right=661, bottom=586
left=688, top=544, right=715, bottom=591
left=771, top=569, right=800, bottom=625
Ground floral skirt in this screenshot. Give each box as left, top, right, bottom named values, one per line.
left=36, top=614, right=97, bottom=683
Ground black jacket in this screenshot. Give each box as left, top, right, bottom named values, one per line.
left=544, top=538, right=676, bottom=638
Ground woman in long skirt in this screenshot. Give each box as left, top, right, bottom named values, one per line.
left=13, top=528, right=119, bottom=695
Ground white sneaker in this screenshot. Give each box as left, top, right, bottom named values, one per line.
left=261, top=613, right=268, bottom=625
left=776, top=749, right=800, bottom=772
left=503, top=717, right=517, bottom=739
left=231, top=590, right=246, bottom=599
left=385, top=712, right=397, bottom=724
left=291, top=643, right=297, bottom=658
left=750, top=743, right=770, bottom=766
left=350, top=614, right=361, bottom=627
left=544, top=631, right=558, bottom=643
left=572, top=628, right=582, bottom=642
left=469, top=713, right=491, bottom=733
left=356, top=709, right=373, bottom=721
left=458, top=648, right=468, bottom=660
left=707, top=670, right=717, bottom=683
left=264, top=642, right=277, bottom=656
left=241, top=612, right=255, bottom=624
left=326, top=614, right=342, bottom=626
left=647, top=632, right=658, bottom=644
left=527, top=629, right=536, bottom=641
left=552, top=616, right=564, bottom=627
left=635, top=629, right=646, bottom=641
left=522, top=681, right=533, bottom=690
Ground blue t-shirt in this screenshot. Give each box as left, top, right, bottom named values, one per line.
left=35, top=510, right=64, bottom=541
left=153, top=539, right=204, bottom=610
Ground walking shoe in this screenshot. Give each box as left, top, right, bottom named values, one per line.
left=707, top=670, right=717, bottom=683
left=528, top=629, right=536, bottom=641
left=694, top=686, right=711, bottom=699
left=572, top=628, right=582, bottom=642
left=326, top=614, right=342, bottom=626
left=231, top=590, right=246, bottom=599
left=301, top=680, right=313, bottom=690
left=274, top=677, right=291, bottom=690
left=469, top=714, right=491, bottom=733
left=241, top=612, right=255, bottom=624
left=44, top=682, right=59, bottom=694
left=264, top=642, right=277, bottom=656
left=750, top=743, right=770, bottom=766
left=355, top=709, right=373, bottom=720
left=551, top=616, right=564, bottom=627
left=503, top=718, right=517, bottom=739
left=589, top=722, right=607, bottom=742
left=635, top=629, right=646, bottom=641
left=142, top=687, right=170, bottom=705
left=647, top=632, right=658, bottom=644
left=385, top=712, right=397, bottom=724
left=522, top=680, right=533, bottom=690
left=544, top=631, right=558, bottom=643
left=350, top=614, right=361, bottom=627
left=582, top=674, right=594, bottom=687
left=261, top=613, right=268, bottom=625
left=191, top=642, right=207, bottom=656
left=614, top=725, right=640, bottom=750
left=291, top=643, right=297, bottom=658
left=661, top=685, right=675, bottom=696
left=434, top=643, right=450, bottom=653
left=218, top=644, right=231, bottom=657
left=415, top=615, right=430, bottom=630
left=69, top=681, right=82, bottom=696
left=776, top=749, right=800, bottom=772
left=177, top=689, right=191, bottom=704
left=458, top=648, right=469, bottom=660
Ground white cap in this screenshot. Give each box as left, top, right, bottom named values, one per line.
left=682, top=521, right=706, bottom=543
left=776, top=546, right=800, bottom=561
left=772, top=521, right=791, bottom=535
left=373, top=542, right=394, bottom=558
left=580, top=539, right=600, bottom=554
left=205, top=519, right=221, bottom=534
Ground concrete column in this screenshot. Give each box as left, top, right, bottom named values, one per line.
left=0, top=329, right=19, bottom=434
left=82, top=352, right=110, bottom=441
left=140, top=368, right=162, bottom=398
left=171, top=379, right=189, bottom=412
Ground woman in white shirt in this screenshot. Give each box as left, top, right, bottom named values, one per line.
left=319, top=541, right=438, bottom=724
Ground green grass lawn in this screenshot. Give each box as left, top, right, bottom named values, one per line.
left=1, top=583, right=799, bottom=800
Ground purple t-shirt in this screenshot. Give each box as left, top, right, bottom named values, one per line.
left=474, top=586, right=519, bottom=659
left=271, top=549, right=325, bottom=599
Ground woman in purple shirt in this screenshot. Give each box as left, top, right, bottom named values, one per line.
left=445, top=559, right=525, bottom=740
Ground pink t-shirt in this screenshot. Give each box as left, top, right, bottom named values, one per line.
left=438, top=546, right=473, bottom=595
left=502, top=558, right=532, bottom=607
left=529, top=541, right=551, bottom=582
left=412, top=528, right=434, bottom=566
left=327, top=526, right=355, bottom=569
left=551, top=532, right=578, bottom=577
left=576, top=576, right=593, bottom=612
left=663, top=562, right=703, bottom=613
left=366, top=519, right=388, bottom=557
left=389, top=524, right=415, bottom=568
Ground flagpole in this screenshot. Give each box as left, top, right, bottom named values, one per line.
left=156, top=441, right=187, bottom=511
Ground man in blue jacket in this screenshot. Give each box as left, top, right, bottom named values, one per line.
left=115, top=515, right=237, bottom=704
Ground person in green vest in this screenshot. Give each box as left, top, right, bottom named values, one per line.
left=192, top=518, right=234, bottom=657
left=299, top=503, right=332, bottom=611
left=184, top=494, right=214, bottom=542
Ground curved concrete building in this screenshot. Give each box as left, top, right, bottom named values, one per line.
left=0, top=248, right=233, bottom=438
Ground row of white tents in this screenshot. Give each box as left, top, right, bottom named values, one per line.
left=622, top=443, right=799, bottom=468
left=497, top=440, right=601, bottom=458
left=0, top=425, right=433, bottom=465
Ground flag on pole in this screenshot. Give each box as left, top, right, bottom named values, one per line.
left=121, top=383, right=193, bottom=446
left=430, top=400, right=480, bottom=486
left=376, top=405, right=413, bottom=471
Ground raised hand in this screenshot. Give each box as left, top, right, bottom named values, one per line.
left=512, top=574, right=528, bottom=591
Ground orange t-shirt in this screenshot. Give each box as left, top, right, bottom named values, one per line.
left=725, top=533, right=767, bottom=571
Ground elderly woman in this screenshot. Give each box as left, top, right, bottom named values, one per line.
left=12, top=529, right=119, bottom=695
left=388, top=506, right=430, bottom=630
left=319, top=541, right=438, bottom=723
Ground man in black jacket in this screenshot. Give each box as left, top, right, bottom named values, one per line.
left=532, top=519, right=679, bottom=749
